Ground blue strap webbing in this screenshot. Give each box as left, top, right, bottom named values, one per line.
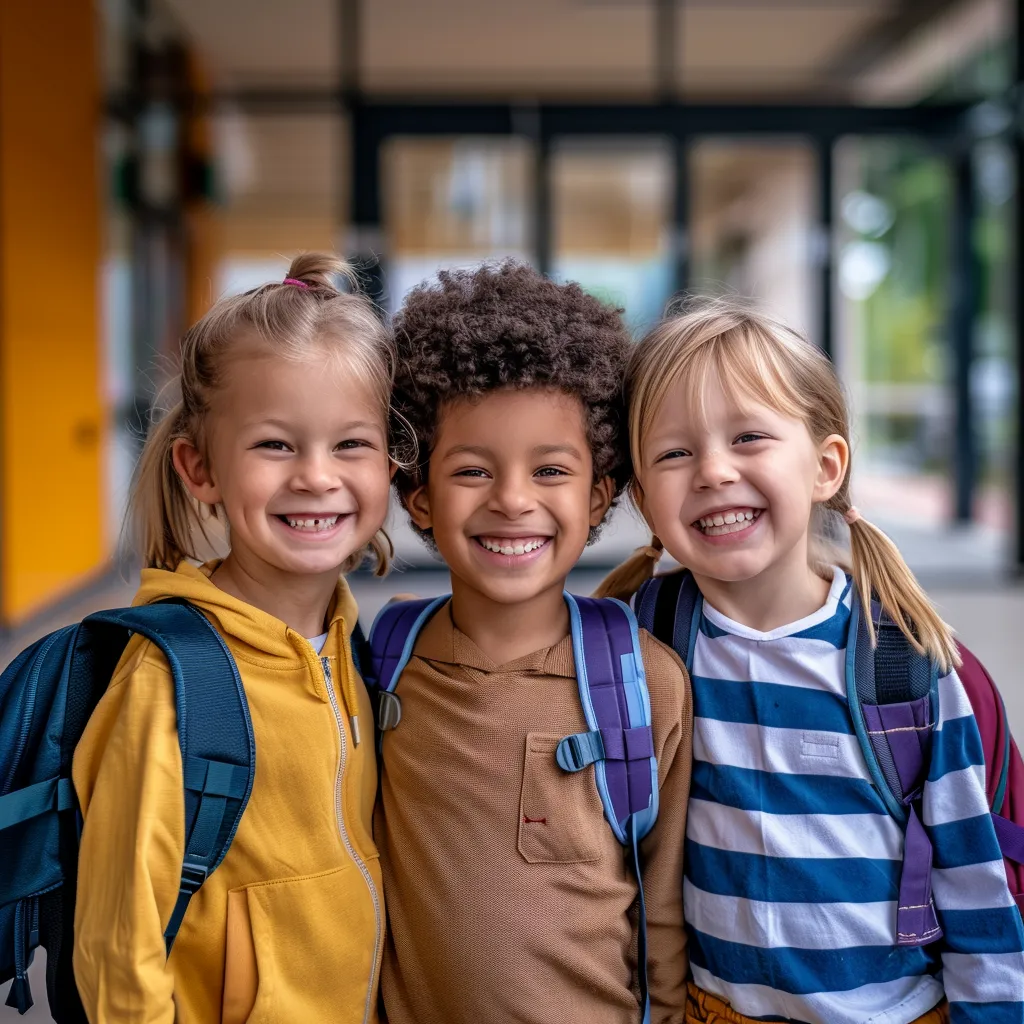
left=79, top=601, right=255, bottom=954
left=0, top=776, right=74, bottom=831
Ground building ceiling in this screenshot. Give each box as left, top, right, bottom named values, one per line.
left=158, top=0, right=1000, bottom=102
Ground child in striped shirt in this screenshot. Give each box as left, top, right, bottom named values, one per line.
left=599, top=298, right=1024, bottom=1024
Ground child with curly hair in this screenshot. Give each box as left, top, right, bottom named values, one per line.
left=374, top=262, right=693, bottom=1024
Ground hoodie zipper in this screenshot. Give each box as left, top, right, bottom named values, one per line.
left=321, top=656, right=382, bottom=1024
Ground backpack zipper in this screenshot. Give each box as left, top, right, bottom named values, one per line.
left=321, top=656, right=382, bottom=1024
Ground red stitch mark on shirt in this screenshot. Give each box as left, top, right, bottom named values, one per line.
left=523, top=814, right=547, bottom=824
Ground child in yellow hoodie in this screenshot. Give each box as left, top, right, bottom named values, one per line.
left=72, top=253, right=396, bottom=1024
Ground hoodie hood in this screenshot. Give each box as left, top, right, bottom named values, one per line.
left=133, top=560, right=360, bottom=668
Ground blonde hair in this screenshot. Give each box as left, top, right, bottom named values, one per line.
left=130, top=252, right=397, bottom=577
left=597, top=297, right=958, bottom=672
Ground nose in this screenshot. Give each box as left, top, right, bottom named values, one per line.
left=292, top=450, right=341, bottom=494
left=487, top=470, right=537, bottom=519
left=693, top=447, right=739, bottom=491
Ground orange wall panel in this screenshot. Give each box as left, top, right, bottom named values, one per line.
left=0, top=1, right=106, bottom=622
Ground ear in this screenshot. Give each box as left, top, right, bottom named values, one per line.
left=405, top=484, right=433, bottom=532
left=814, top=433, right=849, bottom=504
left=588, top=475, right=616, bottom=528
left=171, top=438, right=220, bottom=506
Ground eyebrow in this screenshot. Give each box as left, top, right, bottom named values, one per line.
left=249, top=418, right=382, bottom=433
left=440, top=442, right=584, bottom=461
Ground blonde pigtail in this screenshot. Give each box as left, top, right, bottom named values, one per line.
left=593, top=536, right=663, bottom=601
left=366, top=528, right=395, bottom=578
left=129, top=404, right=211, bottom=570
left=846, top=513, right=959, bottom=674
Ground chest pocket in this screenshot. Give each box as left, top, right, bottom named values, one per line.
left=518, top=732, right=605, bottom=864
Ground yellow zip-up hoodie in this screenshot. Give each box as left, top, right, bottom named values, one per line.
left=72, top=561, right=383, bottom=1024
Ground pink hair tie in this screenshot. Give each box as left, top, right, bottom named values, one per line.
left=283, top=277, right=309, bottom=289
left=844, top=506, right=862, bottom=526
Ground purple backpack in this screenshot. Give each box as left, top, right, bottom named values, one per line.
left=636, top=570, right=1024, bottom=946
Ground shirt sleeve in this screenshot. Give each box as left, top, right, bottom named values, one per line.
left=638, top=630, right=694, bottom=1024
left=923, top=667, right=1024, bottom=1024
left=72, top=640, right=185, bottom=1024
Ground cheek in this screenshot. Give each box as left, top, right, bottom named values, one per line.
left=642, top=474, right=687, bottom=527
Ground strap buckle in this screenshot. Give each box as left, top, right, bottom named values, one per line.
left=556, top=731, right=605, bottom=772
left=378, top=690, right=402, bottom=732
left=179, top=859, right=209, bottom=895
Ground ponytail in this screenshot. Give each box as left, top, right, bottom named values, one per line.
left=845, top=510, right=959, bottom=673
left=129, top=402, right=213, bottom=570
left=594, top=536, right=663, bottom=601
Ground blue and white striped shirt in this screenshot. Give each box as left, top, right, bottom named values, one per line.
left=684, top=567, right=1024, bottom=1024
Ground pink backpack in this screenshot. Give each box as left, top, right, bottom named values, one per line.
left=958, top=641, right=1024, bottom=915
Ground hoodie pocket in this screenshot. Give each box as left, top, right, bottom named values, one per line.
left=518, top=732, right=604, bottom=864
left=221, top=863, right=380, bottom=1024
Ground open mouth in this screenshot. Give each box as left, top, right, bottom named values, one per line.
left=693, top=507, right=762, bottom=537
left=276, top=514, right=349, bottom=533
left=475, top=536, right=552, bottom=557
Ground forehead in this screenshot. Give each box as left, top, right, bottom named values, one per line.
left=211, top=348, right=382, bottom=422
left=435, top=387, right=589, bottom=451
left=654, top=347, right=807, bottom=433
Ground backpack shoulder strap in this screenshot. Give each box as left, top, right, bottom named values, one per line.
left=557, top=594, right=656, bottom=841
left=845, top=589, right=942, bottom=947
left=81, top=599, right=255, bottom=954
left=367, top=596, right=449, bottom=694
left=635, top=570, right=701, bottom=671
left=556, top=593, right=656, bottom=1023
left=366, top=596, right=449, bottom=736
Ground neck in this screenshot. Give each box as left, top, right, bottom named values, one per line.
left=692, top=542, right=833, bottom=633
left=211, top=552, right=338, bottom=638
left=448, top=577, right=569, bottom=666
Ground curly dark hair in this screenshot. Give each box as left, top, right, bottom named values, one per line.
left=392, top=261, right=633, bottom=541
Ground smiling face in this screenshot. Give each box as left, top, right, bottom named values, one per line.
left=636, top=367, right=846, bottom=591
left=173, top=345, right=392, bottom=584
left=406, top=387, right=614, bottom=608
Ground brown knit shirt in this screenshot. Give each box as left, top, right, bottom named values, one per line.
left=376, top=602, right=693, bottom=1024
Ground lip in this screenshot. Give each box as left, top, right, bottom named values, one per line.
left=471, top=535, right=553, bottom=568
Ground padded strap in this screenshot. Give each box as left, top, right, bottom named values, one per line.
left=80, top=601, right=255, bottom=954
left=566, top=595, right=656, bottom=842
left=639, top=570, right=702, bottom=671
left=367, top=597, right=448, bottom=695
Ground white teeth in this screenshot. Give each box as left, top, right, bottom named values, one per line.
left=696, top=509, right=760, bottom=535
left=284, top=515, right=339, bottom=531
left=480, top=537, right=547, bottom=555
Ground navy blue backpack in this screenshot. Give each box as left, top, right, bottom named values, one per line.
left=0, top=600, right=255, bottom=1019
left=636, top=569, right=1024, bottom=948
left=366, top=593, right=659, bottom=1023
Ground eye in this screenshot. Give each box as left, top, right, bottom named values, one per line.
left=734, top=432, right=769, bottom=445
left=654, top=448, right=690, bottom=463
left=454, top=467, right=489, bottom=479
left=535, top=466, right=568, bottom=478
left=335, top=438, right=374, bottom=451
left=254, top=440, right=291, bottom=452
